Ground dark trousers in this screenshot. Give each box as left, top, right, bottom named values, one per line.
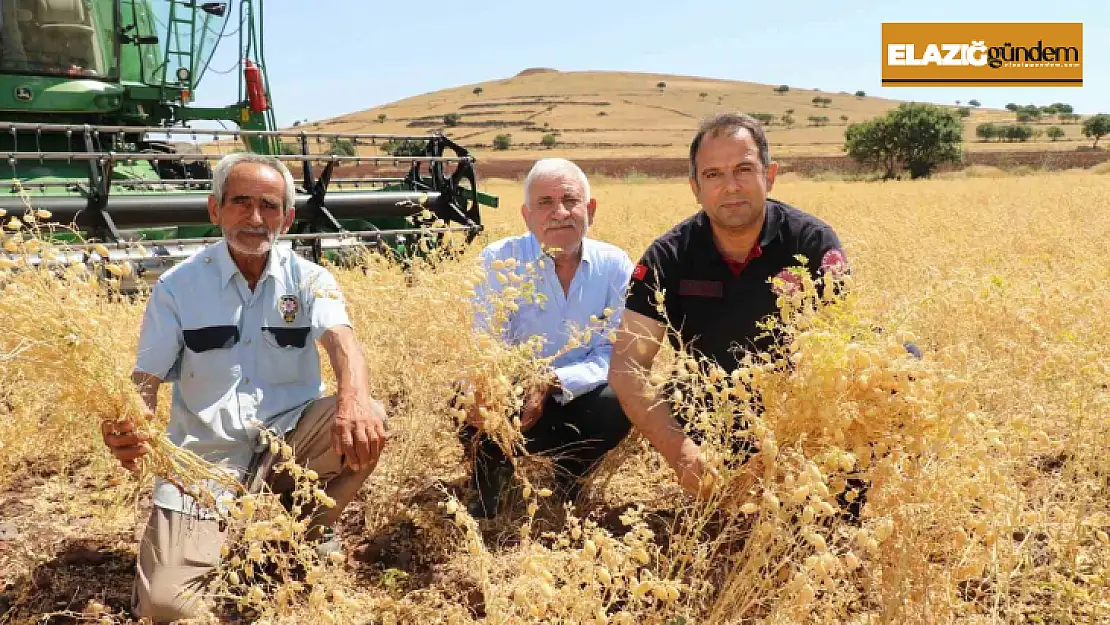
left=459, top=384, right=631, bottom=503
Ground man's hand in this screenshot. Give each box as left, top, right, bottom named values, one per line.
left=673, top=437, right=720, bottom=498
left=518, top=381, right=552, bottom=431
left=457, top=380, right=489, bottom=428
left=724, top=452, right=765, bottom=507
left=331, top=395, right=388, bottom=473
left=102, top=416, right=152, bottom=474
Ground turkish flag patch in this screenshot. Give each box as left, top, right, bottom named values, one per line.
left=631, top=264, right=648, bottom=281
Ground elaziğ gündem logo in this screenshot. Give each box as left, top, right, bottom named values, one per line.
left=882, top=23, right=1083, bottom=87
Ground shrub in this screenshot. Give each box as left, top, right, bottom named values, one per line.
left=844, top=102, right=963, bottom=179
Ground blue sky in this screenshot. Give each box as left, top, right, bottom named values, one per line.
left=191, top=0, right=1108, bottom=127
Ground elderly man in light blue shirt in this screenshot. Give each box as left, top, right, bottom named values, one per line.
left=459, top=157, right=634, bottom=518
left=101, top=152, right=388, bottom=623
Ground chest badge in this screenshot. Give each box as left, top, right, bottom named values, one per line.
left=279, top=295, right=300, bottom=323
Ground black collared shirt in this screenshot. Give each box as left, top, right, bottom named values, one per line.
left=625, top=199, right=846, bottom=372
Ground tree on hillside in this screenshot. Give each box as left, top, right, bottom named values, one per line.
left=377, top=113, right=387, bottom=123
left=1081, top=114, right=1110, bottom=148
left=473, top=87, right=484, bottom=96
left=328, top=137, right=357, bottom=157
left=1046, top=126, right=1066, bottom=141
left=785, top=108, right=795, bottom=115
left=1003, top=125, right=1033, bottom=142
left=381, top=139, right=426, bottom=157
left=443, top=113, right=460, bottom=127
left=975, top=123, right=997, bottom=142
left=811, top=96, right=831, bottom=108
left=492, top=134, right=512, bottom=150
left=1053, top=103, right=1074, bottom=114
left=699, top=92, right=708, bottom=100
left=774, top=85, right=789, bottom=95
left=839, top=114, right=849, bottom=124
left=968, top=99, right=981, bottom=107
left=782, top=114, right=795, bottom=128
left=855, top=90, right=866, bottom=98
left=1005, top=103, right=1020, bottom=112
left=656, top=81, right=667, bottom=88
left=844, top=102, right=963, bottom=179
left=957, top=107, right=971, bottom=118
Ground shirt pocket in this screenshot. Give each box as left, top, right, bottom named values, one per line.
left=180, top=325, right=241, bottom=414
left=258, top=326, right=312, bottom=385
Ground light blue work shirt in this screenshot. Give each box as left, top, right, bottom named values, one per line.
left=134, top=240, right=351, bottom=518
left=474, top=233, right=634, bottom=403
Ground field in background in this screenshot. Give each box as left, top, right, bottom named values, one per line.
left=281, top=69, right=1101, bottom=161
left=1, top=173, right=1108, bottom=623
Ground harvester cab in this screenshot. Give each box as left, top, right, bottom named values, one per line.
left=0, top=0, right=498, bottom=289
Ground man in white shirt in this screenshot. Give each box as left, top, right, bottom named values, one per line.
left=459, top=158, right=634, bottom=518
left=101, top=152, right=388, bottom=623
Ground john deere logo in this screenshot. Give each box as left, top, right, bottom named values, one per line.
left=14, top=87, right=32, bottom=102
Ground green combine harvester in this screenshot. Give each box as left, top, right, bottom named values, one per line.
left=0, top=0, right=497, bottom=288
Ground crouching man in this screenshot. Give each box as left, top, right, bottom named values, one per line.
left=101, top=153, right=388, bottom=623
left=458, top=158, right=634, bottom=518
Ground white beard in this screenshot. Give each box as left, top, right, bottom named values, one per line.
left=223, top=225, right=277, bottom=256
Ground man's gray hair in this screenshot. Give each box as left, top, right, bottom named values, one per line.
left=688, top=112, right=772, bottom=179
left=211, top=152, right=297, bottom=213
left=522, top=157, right=591, bottom=207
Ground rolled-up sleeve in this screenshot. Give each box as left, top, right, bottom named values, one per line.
left=135, top=280, right=183, bottom=380
left=308, top=270, right=352, bottom=342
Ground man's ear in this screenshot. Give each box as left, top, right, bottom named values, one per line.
left=586, top=197, right=597, bottom=225
left=207, top=195, right=219, bottom=225
left=281, top=205, right=296, bottom=233
left=765, top=161, right=779, bottom=193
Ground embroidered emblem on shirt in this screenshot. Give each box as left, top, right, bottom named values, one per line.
left=820, top=248, right=850, bottom=277
left=771, top=269, right=804, bottom=296
left=279, top=295, right=299, bottom=323
left=631, top=264, right=648, bottom=281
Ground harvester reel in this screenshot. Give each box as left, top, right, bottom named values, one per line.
left=0, top=123, right=494, bottom=290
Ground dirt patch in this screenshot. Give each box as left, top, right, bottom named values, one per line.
left=1, top=538, right=136, bottom=622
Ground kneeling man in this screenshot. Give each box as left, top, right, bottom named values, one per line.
left=102, top=152, right=388, bottom=623
left=460, top=158, right=634, bottom=518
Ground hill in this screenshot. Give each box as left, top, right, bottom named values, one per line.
left=291, top=69, right=1095, bottom=162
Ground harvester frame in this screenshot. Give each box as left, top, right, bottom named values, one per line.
left=0, top=0, right=497, bottom=287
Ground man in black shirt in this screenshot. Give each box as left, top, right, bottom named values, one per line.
left=608, top=113, right=850, bottom=497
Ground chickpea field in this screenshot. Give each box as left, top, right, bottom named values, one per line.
left=0, top=170, right=1108, bottom=624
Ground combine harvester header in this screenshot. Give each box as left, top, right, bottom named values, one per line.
left=0, top=0, right=497, bottom=289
